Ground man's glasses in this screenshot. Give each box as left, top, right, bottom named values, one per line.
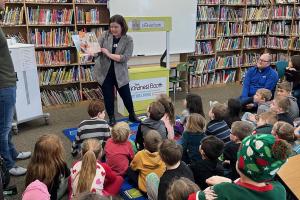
left=258, top=58, right=270, bottom=63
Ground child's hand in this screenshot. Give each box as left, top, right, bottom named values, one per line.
left=204, top=187, right=217, bottom=200
left=206, top=176, right=232, bottom=186
left=246, top=103, right=254, bottom=109
left=248, top=114, right=257, bottom=122
left=223, top=160, right=230, bottom=165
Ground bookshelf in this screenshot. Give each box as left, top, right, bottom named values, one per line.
left=1, top=0, right=109, bottom=107
left=189, top=0, right=300, bottom=88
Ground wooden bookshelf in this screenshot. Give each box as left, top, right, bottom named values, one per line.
left=1, top=0, right=109, bottom=106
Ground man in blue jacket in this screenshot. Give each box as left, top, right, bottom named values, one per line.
left=240, top=53, right=278, bottom=108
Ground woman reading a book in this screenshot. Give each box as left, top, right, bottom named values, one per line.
left=94, top=14, right=140, bottom=126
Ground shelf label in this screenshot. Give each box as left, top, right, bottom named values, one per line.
left=125, top=16, right=172, bottom=32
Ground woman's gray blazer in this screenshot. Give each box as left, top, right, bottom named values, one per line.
left=94, top=31, right=133, bottom=88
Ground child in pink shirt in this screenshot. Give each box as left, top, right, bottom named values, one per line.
left=105, top=122, right=134, bottom=176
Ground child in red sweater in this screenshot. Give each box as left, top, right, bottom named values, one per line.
left=105, top=122, right=134, bottom=176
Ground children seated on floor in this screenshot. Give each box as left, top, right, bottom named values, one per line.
left=166, top=177, right=200, bottom=200
left=128, top=130, right=165, bottom=194
left=156, top=94, right=176, bottom=139
left=180, top=93, right=205, bottom=125
left=270, top=96, right=294, bottom=125
left=276, top=81, right=299, bottom=120
left=72, top=100, right=111, bottom=157
left=223, top=121, right=254, bottom=181
left=206, top=103, right=231, bottom=145
left=70, top=139, right=123, bottom=198
left=224, top=98, right=242, bottom=128
left=157, top=139, right=194, bottom=200
left=135, top=101, right=167, bottom=150
left=25, top=134, right=70, bottom=200
left=182, top=113, right=207, bottom=164
left=188, top=134, right=292, bottom=200
left=190, top=135, right=224, bottom=190
left=253, top=111, right=278, bottom=135
left=104, top=122, right=134, bottom=176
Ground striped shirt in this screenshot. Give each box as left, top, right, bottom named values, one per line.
left=71, top=118, right=111, bottom=156
left=205, top=119, right=231, bottom=145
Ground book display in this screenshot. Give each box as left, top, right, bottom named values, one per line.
left=1, top=0, right=109, bottom=107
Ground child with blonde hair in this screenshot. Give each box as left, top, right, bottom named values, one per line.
left=105, top=122, right=134, bottom=176
left=182, top=113, right=207, bottom=164
left=25, top=134, right=70, bottom=200
left=70, top=139, right=123, bottom=198
left=270, top=96, right=293, bottom=125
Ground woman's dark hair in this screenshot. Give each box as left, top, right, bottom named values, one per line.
left=186, top=93, right=205, bottom=118
left=227, top=98, right=241, bottom=118
left=109, top=14, right=128, bottom=35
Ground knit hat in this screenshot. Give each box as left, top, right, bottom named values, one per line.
left=237, top=134, right=291, bottom=182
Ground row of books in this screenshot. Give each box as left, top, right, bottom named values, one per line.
left=41, top=87, right=81, bottom=106
left=82, top=87, right=103, bottom=100
left=195, top=41, right=214, bottom=55
left=2, top=7, right=24, bottom=25
left=220, top=0, right=244, bottom=4
left=36, top=49, right=71, bottom=66
left=267, top=36, right=290, bottom=49
left=75, top=0, right=107, bottom=3
left=196, top=24, right=216, bottom=39
left=216, top=37, right=242, bottom=51
left=270, top=52, right=288, bottom=62
left=244, top=21, right=268, bottom=35
left=274, top=0, right=296, bottom=3
left=195, top=58, right=216, bottom=74
left=5, top=32, right=26, bottom=43
left=272, top=5, right=293, bottom=19
left=29, top=28, right=74, bottom=47
left=24, top=0, right=68, bottom=2
left=295, top=7, right=300, bottom=19
left=79, top=65, right=96, bottom=82
left=198, top=0, right=219, bottom=4
left=216, top=55, right=242, bottom=68
left=246, top=0, right=271, bottom=5
left=243, top=36, right=266, bottom=48
left=291, top=37, right=300, bottom=50
left=270, top=21, right=291, bottom=35
left=243, top=52, right=260, bottom=65
left=217, top=22, right=243, bottom=36
left=220, top=7, right=244, bottom=21
left=292, top=21, right=300, bottom=35
left=78, top=27, right=104, bottom=38
left=214, top=70, right=237, bottom=84
left=246, top=7, right=270, bottom=20
left=76, top=7, right=100, bottom=24
left=27, top=7, right=74, bottom=25
left=189, top=70, right=236, bottom=87
left=197, top=6, right=218, bottom=21
left=38, top=67, right=79, bottom=85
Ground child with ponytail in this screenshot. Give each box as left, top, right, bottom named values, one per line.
left=70, top=139, right=123, bottom=199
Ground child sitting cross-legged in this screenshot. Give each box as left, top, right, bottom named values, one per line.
left=270, top=96, right=294, bottom=125
left=253, top=111, right=278, bottom=135
left=70, top=139, right=123, bottom=198
left=188, top=134, right=292, bottom=200
left=105, top=122, right=134, bottom=176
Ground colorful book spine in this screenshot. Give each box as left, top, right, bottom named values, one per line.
left=79, top=65, right=96, bottom=82
left=38, top=66, right=79, bottom=85
left=196, top=23, right=216, bottom=39
left=216, top=37, right=242, bottom=51
left=198, top=0, right=219, bottom=4
left=25, top=0, right=68, bottom=2
left=76, top=7, right=99, bottom=24
left=220, top=0, right=244, bottom=4
left=78, top=27, right=104, bottom=38
left=292, top=21, right=300, bottom=36
left=295, top=6, right=300, bottom=19
left=214, top=70, right=237, bottom=84
left=76, top=0, right=95, bottom=3
left=82, top=87, right=103, bottom=100
left=29, top=28, right=74, bottom=47
left=5, top=0, right=23, bottom=2
left=243, top=52, right=260, bottom=65
left=244, top=21, right=268, bottom=35
left=270, top=21, right=291, bottom=35
left=291, top=37, right=300, bottom=50
left=246, top=0, right=271, bottom=5
left=216, top=55, right=242, bottom=69
left=3, top=6, right=24, bottom=25
left=243, top=36, right=266, bottom=48
left=272, top=5, right=293, bottom=19
left=220, top=7, right=244, bottom=21
left=217, top=22, right=243, bottom=36
left=41, top=87, right=81, bottom=106
left=189, top=73, right=215, bottom=88
left=197, top=6, right=218, bottom=21
left=27, top=7, right=74, bottom=25
left=195, top=41, right=214, bottom=54
left=246, top=7, right=270, bottom=20
left=274, top=0, right=295, bottom=3
left=267, top=36, right=290, bottom=49
left=195, top=58, right=216, bottom=74
left=270, top=53, right=288, bottom=62
left=36, top=50, right=71, bottom=66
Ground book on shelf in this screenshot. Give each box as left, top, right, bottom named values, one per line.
left=214, top=70, right=237, bottom=84
left=36, top=49, right=71, bottom=66
left=5, top=32, right=26, bottom=43
left=217, top=22, right=243, bottom=36
left=274, top=0, right=295, bottom=3
left=216, top=37, right=242, bottom=51
left=246, top=0, right=271, bottom=5
left=189, top=73, right=215, bottom=88
left=76, top=0, right=107, bottom=3
left=291, top=37, right=300, bottom=50
left=196, top=24, right=216, bottom=39
left=195, top=41, right=214, bottom=55
left=197, top=6, right=218, bottom=21
left=38, top=66, right=79, bottom=85
left=76, top=7, right=100, bottom=24
left=267, top=36, right=290, bottom=49
left=78, top=27, right=104, bottom=38
left=216, top=55, right=242, bottom=69
left=270, top=52, right=288, bottom=62
left=272, top=5, right=293, bottom=19
left=220, top=0, right=244, bottom=4
left=292, top=21, right=300, bottom=36
left=25, top=0, right=68, bottom=2
left=243, top=36, right=266, bottom=49
left=41, top=87, right=81, bottom=106
left=243, top=52, right=260, bottom=66
left=220, top=7, right=244, bottom=21
left=270, top=21, right=291, bottom=35
left=2, top=6, right=24, bottom=25
left=295, top=6, right=300, bottom=19
left=198, top=0, right=219, bottom=4
left=195, top=58, right=216, bottom=74
left=246, top=7, right=270, bottom=20
left=5, top=0, right=24, bottom=2
left=29, top=28, right=74, bottom=47
left=79, top=65, right=95, bottom=82
left=244, top=21, right=268, bottom=35
left=82, top=87, right=103, bottom=100
left=27, top=7, right=74, bottom=25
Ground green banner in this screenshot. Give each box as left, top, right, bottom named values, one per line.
left=124, top=16, right=172, bottom=32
